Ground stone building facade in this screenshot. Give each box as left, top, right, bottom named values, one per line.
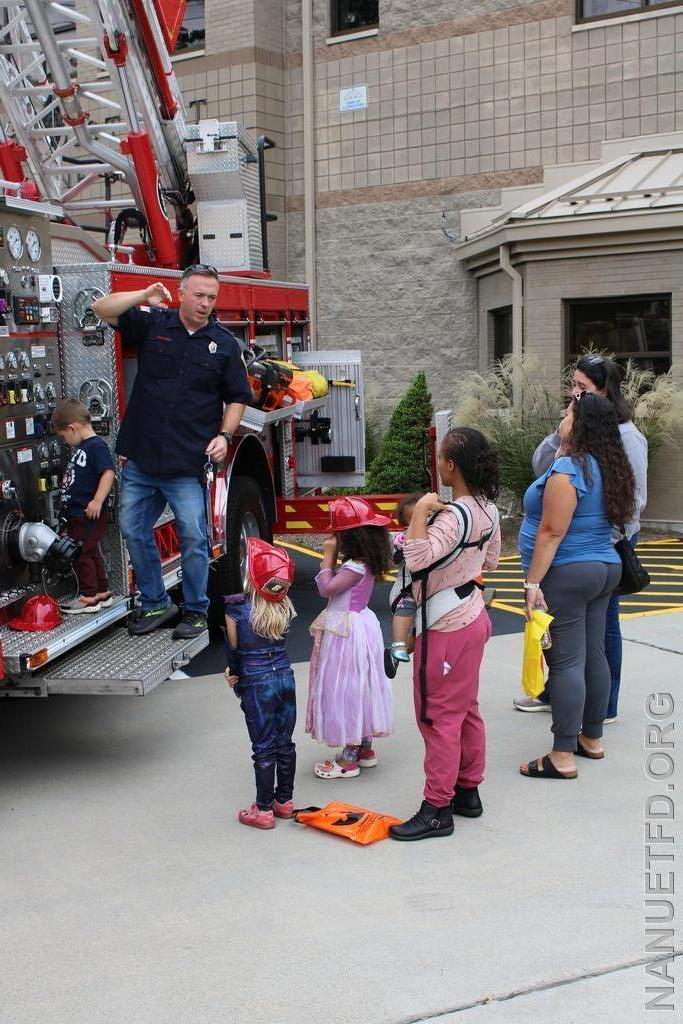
left=173, top=0, right=683, bottom=523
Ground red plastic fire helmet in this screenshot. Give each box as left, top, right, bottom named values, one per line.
left=8, top=594, right=63, bottom=632
left=247, top=538, right=294, bottom=603
left=328, top=496, right=392, bottom=532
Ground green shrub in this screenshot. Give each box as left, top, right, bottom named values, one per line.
left=364, top=371, right=433, bottom=493
left=453, top=354, right=563, bottom=510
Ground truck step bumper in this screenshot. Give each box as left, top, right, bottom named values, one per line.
left=35, top=624, right=209, bottom=695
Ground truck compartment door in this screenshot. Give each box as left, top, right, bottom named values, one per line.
left=292, top=350, right=364, bottom=490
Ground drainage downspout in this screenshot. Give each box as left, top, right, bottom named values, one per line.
left=302, top=0, right=317, bottom=346
left=499, top=243, right=523, bottom=408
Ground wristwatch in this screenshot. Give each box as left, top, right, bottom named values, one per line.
left=219, top=431, right=233, bottom=445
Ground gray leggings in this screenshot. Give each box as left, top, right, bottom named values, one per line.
left=541, top=561, right=622, bottom=752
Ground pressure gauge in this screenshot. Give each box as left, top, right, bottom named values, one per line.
left=25, top=228, right=41, bottom=263
left=7, top=224, right=23, bottom=260
left=73, top=287, right=104, bottom=329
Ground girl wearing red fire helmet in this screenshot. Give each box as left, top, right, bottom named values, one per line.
left=224, top=538, right=297, bottom=830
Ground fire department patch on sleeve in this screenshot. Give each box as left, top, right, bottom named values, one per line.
left=208, top=341, right=217, bottom=354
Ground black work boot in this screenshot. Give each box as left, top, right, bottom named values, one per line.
left=127, top=602, right=179, bottom=636
left=172, top=612, right=208, bottom=640
left=383, top=648, right=398, bottom=679
left=389, top=800, right=454, bottom=841
left=451, top=785, right=483, bottom=818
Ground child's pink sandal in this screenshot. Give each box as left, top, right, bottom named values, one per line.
left=314, top=758, right=360, bottom=779
left=238, top=803, right=275, bottom=829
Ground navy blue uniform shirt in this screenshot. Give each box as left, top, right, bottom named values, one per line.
left=61, top=435, right=115, bottom=518
left=115, top=306, right=252, bottom=477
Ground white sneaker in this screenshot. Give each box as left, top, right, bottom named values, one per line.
left=603, top=716, right=617, bottom=724
left=60, top=595, right=101, bottom=614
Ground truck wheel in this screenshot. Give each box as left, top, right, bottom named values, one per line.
left=208, top=476, right=272, bottom=630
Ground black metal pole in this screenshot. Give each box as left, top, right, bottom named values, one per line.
left=257, top=135, right=275, bottom=271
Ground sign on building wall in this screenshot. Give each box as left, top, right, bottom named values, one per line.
left=339, top=86, right=368, bottom=112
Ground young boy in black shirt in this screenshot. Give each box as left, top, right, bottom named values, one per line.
left=52, top=399, right=116, bottom=613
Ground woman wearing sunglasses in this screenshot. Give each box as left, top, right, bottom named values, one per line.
left=513, top=355, right=647, bottom=723
left=519, top=393, right=636, bottom=778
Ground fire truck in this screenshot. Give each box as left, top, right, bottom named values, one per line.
left=0, top=1, right=391, bottom=698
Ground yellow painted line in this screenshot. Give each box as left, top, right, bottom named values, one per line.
left=285, top=520, right=313, bottom=531
left=490, top=599, right=526, bottom=616
left=619, top=601, right=683, bottom=608
left=637, top=540, right=681, bottom=546
left=276, top=539, right=322, bottom=560
left=622, top=606, right=683, bottom=614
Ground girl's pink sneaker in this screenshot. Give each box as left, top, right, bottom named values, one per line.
left=238, top=803, right=275, bottom=829
left=273, top=799, right=295, bottom=819
left=358, top=749, right=378, bottom=768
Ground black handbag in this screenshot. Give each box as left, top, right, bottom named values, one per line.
left=614, top=528, right=650, bottom=595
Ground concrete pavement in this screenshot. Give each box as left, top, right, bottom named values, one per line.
left=1, top=613, right=681, bottom=1023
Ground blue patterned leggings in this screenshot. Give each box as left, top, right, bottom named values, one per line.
left=234, top=664, right=297, bottom=810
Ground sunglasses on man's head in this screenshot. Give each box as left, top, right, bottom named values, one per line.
left=181, top=263, right=218, bottom=279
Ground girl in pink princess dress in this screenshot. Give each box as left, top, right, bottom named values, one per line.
left=306, top=496, right=394, bottom=779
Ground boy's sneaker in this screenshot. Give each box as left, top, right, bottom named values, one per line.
left=384, top=648, right=398, bottom=679
left=127, top=602, right=179, bottom=635
left=238, top=803, right=275, bottom=830
left=273, top=799, right=295, bottom=819
left=95, top=591, right=113, bottom=608
left=172, top=612, right=208, bottom=640
left=60, top=595, right=101, bottom=614
left=358, top=749, right=378, bottom=768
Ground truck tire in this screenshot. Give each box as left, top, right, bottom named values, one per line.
left=208, top=476, right=272, bottom=631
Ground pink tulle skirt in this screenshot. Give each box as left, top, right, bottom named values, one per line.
left=306, top=607, right=394, bottom=748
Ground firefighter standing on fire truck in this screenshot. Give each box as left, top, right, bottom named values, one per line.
left=93, top=265, right=252, bottom=639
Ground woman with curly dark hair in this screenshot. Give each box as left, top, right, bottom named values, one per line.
left=519, top=393, right=635, bottom=780
left=516, top=355, right=647, bottom=720
left=389, top=427, right=501, bottom=841
left=306, top=496, right=394, bottom=779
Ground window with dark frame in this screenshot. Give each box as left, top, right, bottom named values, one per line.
left=567, top=296, right=672, bottom=376
left=577, top=1, right=683, bottom=24
left=175, top=0, right=205, bottom=53
left=491, top=306, right=513, bottom=364
left=331, top=0, right=379, bottom=37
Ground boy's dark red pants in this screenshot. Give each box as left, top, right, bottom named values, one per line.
left=66, top=515, right=109, bottom=597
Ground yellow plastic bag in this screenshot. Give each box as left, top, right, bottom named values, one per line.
left=522, top=610, right=554, bottom=697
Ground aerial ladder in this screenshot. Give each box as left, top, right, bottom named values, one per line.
left=0, top=0, right=192, bottom=267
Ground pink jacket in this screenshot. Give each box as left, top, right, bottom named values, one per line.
left=403, top=496, right=501, bottom=632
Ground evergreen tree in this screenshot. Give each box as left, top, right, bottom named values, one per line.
left=365, top=372, right=433, bottom=493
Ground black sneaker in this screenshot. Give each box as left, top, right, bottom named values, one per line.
left=172, top=612, right=208, bottom=640
left=127, top=602, right=179, bottom=636
left=451, top=785, right=483, bottom=818
left=389, top=800, right=454, bottom=841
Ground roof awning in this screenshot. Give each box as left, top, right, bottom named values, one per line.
left=456, top=146, right=683, bottom=268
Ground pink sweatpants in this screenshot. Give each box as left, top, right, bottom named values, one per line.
left=413, top=607, right=491, bottom=808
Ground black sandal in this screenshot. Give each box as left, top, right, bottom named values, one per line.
left=575, top=738, right=604, bottom=760
left=520, top=755, right=577, bottom=780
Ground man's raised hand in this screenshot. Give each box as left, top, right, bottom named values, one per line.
left=143, top=282, right=173, bottom=309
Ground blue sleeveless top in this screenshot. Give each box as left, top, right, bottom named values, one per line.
left=224, top=594, right=290, bottom=672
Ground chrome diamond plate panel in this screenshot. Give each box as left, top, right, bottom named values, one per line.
left=40, top=624, right=209, bottom=695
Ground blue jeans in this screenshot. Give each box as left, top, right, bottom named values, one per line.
left=120, top=460, right=209, bottom=615
left=234, top=656, right=297, bottom=810
left=604, top=531, right=639, bottom=719
left=537, top=532, right=639, bottom=716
